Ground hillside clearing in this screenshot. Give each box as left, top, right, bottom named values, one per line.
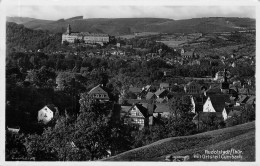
left=103, top=121, right=255, bottom=161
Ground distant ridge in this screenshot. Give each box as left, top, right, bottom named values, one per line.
left=6, top=17, right=36, bottom=24
left=6, top=16, right=255, bottom=35
left=66, top=16, right=84, bottom=21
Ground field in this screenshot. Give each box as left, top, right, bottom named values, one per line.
left=119, top=32, right=160, bottom=39
left=157, top=40, right=187, bottom=48
left=103, top=121, right=255, bottom=161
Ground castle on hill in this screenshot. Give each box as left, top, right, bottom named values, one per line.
left=61, top=24, right=109, bottom=45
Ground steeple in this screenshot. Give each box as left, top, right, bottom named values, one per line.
left=67, top=24, right=71, bottom=34
left=221, top=68, right=229, bottom=94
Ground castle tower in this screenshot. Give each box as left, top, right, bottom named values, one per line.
left=66, top=24, right=71, bottom=34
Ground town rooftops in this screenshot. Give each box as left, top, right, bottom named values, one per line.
left=246, top=96, right=255, bottom=105
left=142, top=85, right=151, bottom=91
left=237, top=95, right=249, bottom=104
left=129, top=87, right=142, bottom=94
left=124, top=99, right=150, bottom=105
left=155, top=89, right=167, bottom=96
left=146, top=92, right=156, bottom=100
left=160, top=83, right=170, bottom=88
left=182, top=50, right=194, bottom=57
left=136, top=103, right=149, bottom=117
left=88, top=84, right=108, bottom=95
left=154, top=103, right=171, bottom=113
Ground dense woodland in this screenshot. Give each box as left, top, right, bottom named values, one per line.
left=6, top=22, right=255, bottom=161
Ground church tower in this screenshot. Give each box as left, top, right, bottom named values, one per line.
left=66, top=24, right=71, bottom=34
left=221, top=69, right=229, bottom=94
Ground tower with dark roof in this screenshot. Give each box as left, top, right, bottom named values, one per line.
left=221, top=69, right=229, bottom=94
left=67, top=24, right=71, bottom=34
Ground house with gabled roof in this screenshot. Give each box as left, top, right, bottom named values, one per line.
left=235, top=95, right=249, bottom=106
left=181, top=49, right=196, bottom=59
left=38, top=104, right=58, bottom=124
left=193, top=95, right=231, bottom=126
left=203, top=95, right=230, bottom=113
left=153, top=103, right=172, bottom=118
left=160, top=83, right=170, bottom=90
left=146, top=92, right=157, bottom=100
left=88, top=84, right=109, bottom=101
left=155, top=88, right=169, bottom=99
left=123, top=103, right=153, bottom=129
left=246, top=96, right=255, bottom=107
left=184, top=81, right=201, bottom=94
left=223, top=106, right=243, bottom=121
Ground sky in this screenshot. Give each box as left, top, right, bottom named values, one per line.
left=2, top=1, right=256, bottom=20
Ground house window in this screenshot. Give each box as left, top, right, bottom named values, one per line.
left=131, top=111, right=137, bottom=116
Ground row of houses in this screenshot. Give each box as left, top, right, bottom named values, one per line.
left=30, top=71, right=256, bottom=130
left=118, top=70, right=255, bottom=129
left=119, top=93, right=255, bottom=130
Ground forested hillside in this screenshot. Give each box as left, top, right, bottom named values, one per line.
left=6, top=22, right=62, bottom=52
left=7, top=17, right=255, bottom=35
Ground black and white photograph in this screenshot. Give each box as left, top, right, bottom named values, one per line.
left=0, top=0, right=258, bottom=164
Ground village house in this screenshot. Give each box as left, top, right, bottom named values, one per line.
left=145, top=92, right=157, bottom=100
left=128, top=86, right=143, bottom=99
left=223, top=106, right=243, bottom=121
left=88, top=84, right=110, bottom=101
left=6, top=126, right=20, bottom=134
left=155, top=88, right=169, bottom=100
left=192, top=94, right=231, bottom=127
left=38, top=104, right=57, bottom=124
left=235, top=95, right=249, bottom=106
left=123, top=103, right=153, bottom=129
left=153, top=103, right=172, bottom=119
left=160, top=83, right=170, bottom=90
left=184, top=81, right=201, bottom=94
left=213, top=70, right=231, bottom=82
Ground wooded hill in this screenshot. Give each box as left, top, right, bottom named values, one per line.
left=7, top=16, right=255, bottom=35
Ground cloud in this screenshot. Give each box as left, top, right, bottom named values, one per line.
left=5, top=5, right=255, bottom=20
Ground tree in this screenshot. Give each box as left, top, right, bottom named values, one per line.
left=168, top=95, right=193, bottom=121
left=6, top=131, right=27, bottom=161
left=74, top=93, right=112, bottom=160
left=166, top=95, right=196, bottom=136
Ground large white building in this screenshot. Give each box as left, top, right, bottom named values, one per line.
left=62, top=24, right=110, bottom=44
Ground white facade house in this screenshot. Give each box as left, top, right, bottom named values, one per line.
left=38, top=105, right=56, bottom=124
left=191, top=96, right=196, bottom=114
left=222, top=108, right=228, bottom=121
left=203, top=96, right=230, bottom=121
left=203, top=97, right=216, bottom=113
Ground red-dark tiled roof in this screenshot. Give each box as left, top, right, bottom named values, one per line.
left=129, top=87, right=142, bottom=94
left=146, top=92, right=156, bottom=100
left=154, top=103, right=171, bottom=113
left=88, top=84, right=108, bottom=95
left=208, top=95, right=231, bottom=113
